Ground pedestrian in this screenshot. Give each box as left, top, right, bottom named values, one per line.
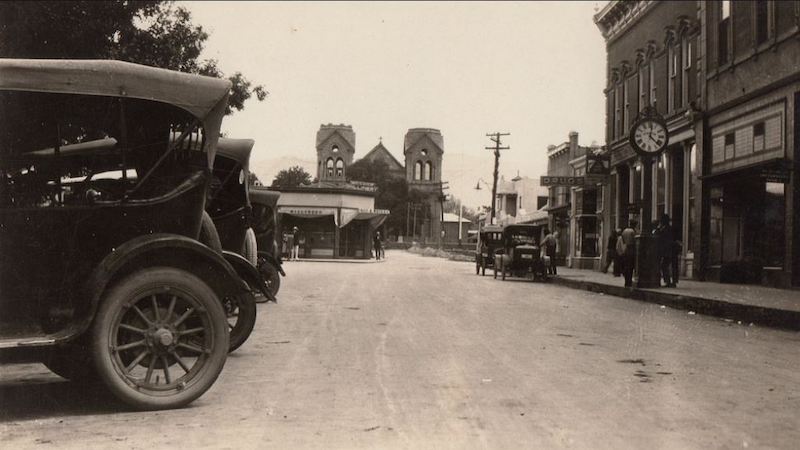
left=374, top=231, right=383, bottom=260
left=542, top=228, right=558, bottom=275
left=602, top=228, right=618, bottom=274
left=291, top=226, right=300, bottom=261
left=618, top=220, right=637, bottom=288
left=657, top=214, right=676, bottom=287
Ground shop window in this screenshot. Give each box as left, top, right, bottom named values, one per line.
left=763, top=182, right=785, bottom=267
left=755, top=0, right=770, bottom=46
left=335, top=158, right=344, bottom=177
left=709, top=187, right=723, bottom=265
left=326, top=158, right=334, bottom=177
left=753, top=122, right=765, bottom=152
left=719, top=0, right=731, bottom=65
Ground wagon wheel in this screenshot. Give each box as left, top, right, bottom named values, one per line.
left=222, top=291, right=257, bottom=352
left=92, top=267, right=229, bottom=410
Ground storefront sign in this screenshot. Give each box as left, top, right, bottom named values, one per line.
left=540, top=176, right=586, bottom=187
left=761, top=166, right=791, bottom=183
left=586, top=153, right=610, bottom=175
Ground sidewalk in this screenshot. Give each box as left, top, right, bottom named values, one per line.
left=284, top=257, right=386, bottom=264
left=551, top=267, right=800, bottom=331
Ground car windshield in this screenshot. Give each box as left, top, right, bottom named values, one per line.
left=0, top=91, right=205, bottom=207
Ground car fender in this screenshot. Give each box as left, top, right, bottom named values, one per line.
left=223, top=250, right=275, bottom=301
left=64, top=234, right=248, bottom=343
left=257, top=250, right=285, bottom=276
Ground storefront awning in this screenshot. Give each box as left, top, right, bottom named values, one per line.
left=339, top=209, right=389, bottom=228
left=279, top=207, right=339, bottom=226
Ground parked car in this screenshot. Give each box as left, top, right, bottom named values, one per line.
left=250, top=186, right=285, bottom=298
left=0, top=59, right=245, bottom=410
left=476, top=225, right=504, bottom=276
left=204, top=137, right=275, bottom=350
left=494, top=224, right=548, bottom=282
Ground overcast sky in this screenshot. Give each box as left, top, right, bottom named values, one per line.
left=186, top=1, right=607, bottom=209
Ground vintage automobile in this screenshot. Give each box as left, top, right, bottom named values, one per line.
left=494, top=224, right=549, bottom=282
left=204, top=137, right=275, bottom=350
left=250, top=186, right=285, bottom=297
left=475, top=225, right=504, bottom=276
left=0, top=59, right=247, bottom=410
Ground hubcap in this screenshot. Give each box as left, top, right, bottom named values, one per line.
left=154, top=328, right=174, bottom=347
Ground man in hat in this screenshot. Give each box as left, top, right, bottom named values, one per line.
left=291, top=226, right=300, bottom=260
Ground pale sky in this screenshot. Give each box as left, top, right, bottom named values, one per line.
left=186, top=1, right=607, bottom=209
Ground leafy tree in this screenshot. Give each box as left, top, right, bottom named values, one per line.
left=271, top=166, right=312, bottom=188
left=0, top=1, right=266, bottom=115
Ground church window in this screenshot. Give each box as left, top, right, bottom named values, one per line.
left=326, top=158, right=334, bottom=177
left=414, top=161, right=423, bottom=180
left=335, top=158, right=344, bottom=177
left=332, top=145, right=339, bottom=153
left=421, top=149, right=428, bottom=156
left=424, top=161, right=433, bottom=181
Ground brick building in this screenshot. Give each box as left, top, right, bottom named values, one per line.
left=699, top=0, right=800, bottom=286
left=595, top=0, right=799, bottom=288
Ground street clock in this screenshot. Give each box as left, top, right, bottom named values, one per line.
left=629, top=106, right=669, bottom=157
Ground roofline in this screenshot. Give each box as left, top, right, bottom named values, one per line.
left=275, top=185, right=377, bottom=197
left=361, top=143, right=405, bottom=170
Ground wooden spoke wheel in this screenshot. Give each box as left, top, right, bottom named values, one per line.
left=92, top=267, right=229, bottom=410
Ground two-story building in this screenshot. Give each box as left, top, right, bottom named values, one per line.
left=595, top=0, right=799, bottom=288
left=699, top=0, right=800, bottom=287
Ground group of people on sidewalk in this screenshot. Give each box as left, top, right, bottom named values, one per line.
left=603, top=214, right=681, bottom=288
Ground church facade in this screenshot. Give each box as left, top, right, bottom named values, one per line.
left=314, top=124, right=446, bottom=243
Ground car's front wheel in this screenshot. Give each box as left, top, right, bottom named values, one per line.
left=92, top=267, right=229, bottom=410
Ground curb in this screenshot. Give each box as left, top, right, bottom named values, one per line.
left=550, top=276, right=800, bottom=331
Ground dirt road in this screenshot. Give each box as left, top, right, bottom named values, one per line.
left=1, top=250, right=799, bottom=449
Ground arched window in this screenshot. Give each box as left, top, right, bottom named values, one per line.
left=414, top=161, right=423, bottom=180
left=421, top=149, right=428, bottom=156
left=326, top=158, right=334, bottom=177
left=335, top=158, right=344, bottom=177
left=332, top=145, right=339, bottom=153
left=424, top=161, right=433, bottom=181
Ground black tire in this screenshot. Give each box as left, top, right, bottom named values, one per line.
left=223, top=291, right=257, bottom=353
left=43, top=342, right=97, bottom=382
left=242, top=228, right=258, bottom=266
left=258, top=259, right=281, bottom=297
left=199, top=211, right=223, bottom=253
left=92, top=267, right=229, bottom=410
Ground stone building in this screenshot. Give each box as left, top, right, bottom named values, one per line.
left=316, top=124, right=356, bottom=182
left=403, top=128, right=445, bottom=243
left=595, top=0, right=799, bottom=288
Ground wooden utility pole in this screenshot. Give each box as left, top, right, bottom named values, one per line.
left=485, top=132, right=510, bottom=223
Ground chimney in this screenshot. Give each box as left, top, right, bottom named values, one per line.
left=568, top=131, right=579, bottom=158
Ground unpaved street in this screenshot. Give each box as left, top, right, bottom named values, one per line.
left=1, top=250, right=799, bottom=449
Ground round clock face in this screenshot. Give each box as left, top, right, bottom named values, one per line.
left=632, top=119, right=667, bottom=154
